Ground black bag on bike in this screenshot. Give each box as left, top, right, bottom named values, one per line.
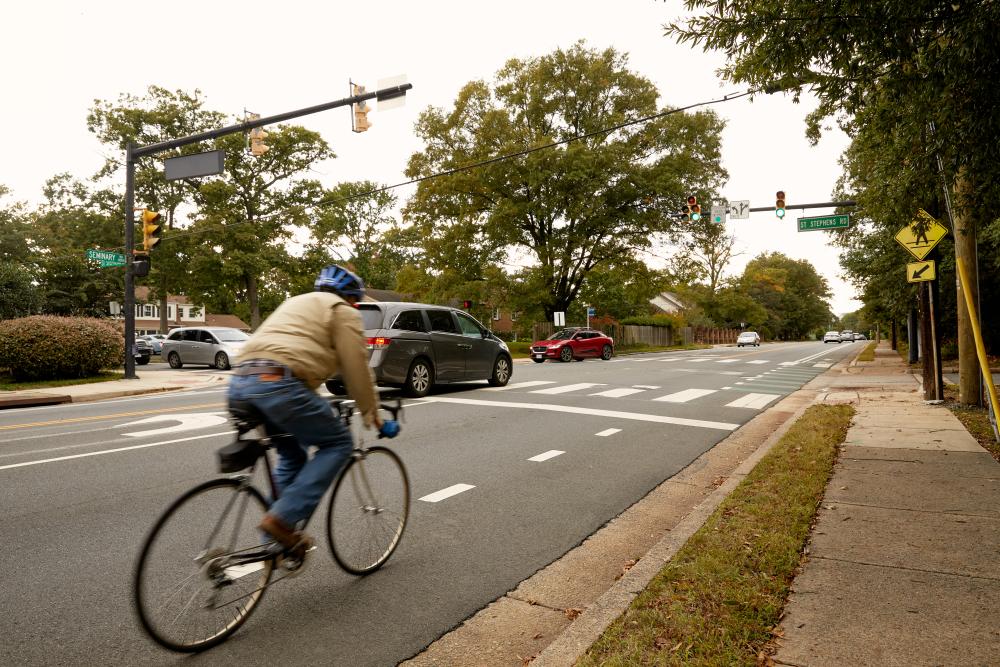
left=217, top=438, right=263, bottom=473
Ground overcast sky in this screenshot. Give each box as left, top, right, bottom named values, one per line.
left=2, top=0, right=859, bottom=315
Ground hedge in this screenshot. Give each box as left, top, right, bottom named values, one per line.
left=0, top=315, right=124, bottom=381
left=619, top=313, right=686, bottom=330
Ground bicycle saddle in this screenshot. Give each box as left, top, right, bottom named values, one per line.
left=228, top=399, right=265, bottom=432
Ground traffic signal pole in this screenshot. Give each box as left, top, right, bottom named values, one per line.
left=120, top=83, right=412, bottom=378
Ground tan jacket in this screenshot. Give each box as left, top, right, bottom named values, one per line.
left=238, top=291, right=379, bottom=427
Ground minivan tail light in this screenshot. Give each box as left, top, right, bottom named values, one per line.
left=367, top=337, right=391, bottom=350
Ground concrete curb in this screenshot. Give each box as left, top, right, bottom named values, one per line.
left=531, top=395, right=817, bottom=666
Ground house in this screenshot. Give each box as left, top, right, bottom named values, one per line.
left=649, top=291, right=688, bottom=314
left=109, top=287, right=250, bottom=335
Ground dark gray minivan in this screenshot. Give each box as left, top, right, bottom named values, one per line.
left=328, top=302, right=513, bottom=397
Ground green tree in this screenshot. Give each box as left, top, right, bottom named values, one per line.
left=405, top=41, right=727, bottom=318
left=88, top=86, right=227, bottom=332
left=0, top=261, right=41, bottom=319
left=576, top=258, right=672, bottom=321
left=740, top=252, right=832, bottom=340
left=0, top=185, right=33, bottom=263
left=187, top=126, right=333, bottom=328
left=680, top=221, right=740, bottom=293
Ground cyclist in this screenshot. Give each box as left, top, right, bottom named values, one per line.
left=228, top=265, right=389, bottom=559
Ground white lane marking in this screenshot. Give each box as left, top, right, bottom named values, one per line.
left=716, top=359, right=737, bottom=363
left=531, top=382, right=605, bottom=395
left=657, top=357, right=682, bottom=362
left=813, top=362, right=832, bottom=368
left=721, top=386, right=732, bottom=390
left=734, top=382, right=744, bottom=385
left=528, top=450, right=564, bottom=462
left=225, top=562, right=265, bottom=579
left=590, top=388, right=645, bottom=398
left=0, top=431, right=231, bottom=472
left=726, top=393, right=781, bottom=409
left=747, top=360, right=769, bottom=365
left=419, top=483, right=475, bottom=503
left=419, top=397, right=739, bottom=431
left=782, top=347, right=837, bottom=366
left=653, top=388, right=718, bottom=403
left=482, top=380, right=556, bottom=392
left=595, top=428, right=621, bottom=437
left=633, top=385, right=661, bottom=389
left=121, top=412, right=229, bottom=437
left=688, top=359, right=711, bottom=363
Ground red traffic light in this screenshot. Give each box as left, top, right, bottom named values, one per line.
left=687, top=195, right=697, bottom=206
left=462, top=300, right=473, bottom=309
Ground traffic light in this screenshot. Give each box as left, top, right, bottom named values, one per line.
left=141, top=209, right=162, bottom=252
left=247, top=112, right=269, bottom=156
left=352, top=84, right=371, bottom=133
left=462, top=300, right=473, bottom=310
left=133, top=253, right=150, bottom=277
left=681, top=203, right=691, bottom=222
left=775, top=190, right=786, bottom=218
left=688, top=195, right=701, bottom=222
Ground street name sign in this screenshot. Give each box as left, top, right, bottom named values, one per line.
left=894, top=209, right=948, bottom=261
left=728, top=200, right=750, bottom=219
left=85, top=249, right=126, bottom=267
left=907, top=260, right=936, bottom=283
left=710, top=204, right=727, bottom=223
left=164, top=149, right=225, bottom=181
left=797, top=214, right=850, bottom=232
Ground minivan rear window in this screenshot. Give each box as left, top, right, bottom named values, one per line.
left=357, top=305, right=385, bottom=330
left=392, top=310, right=427, bottom=332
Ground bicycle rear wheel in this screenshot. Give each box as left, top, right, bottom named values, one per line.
left=134, top=478, right=274, bottom=652
left=327, top=446, right=410, bottom=575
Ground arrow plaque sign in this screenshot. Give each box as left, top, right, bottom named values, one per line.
left=906, top=259, right=936, bottom=283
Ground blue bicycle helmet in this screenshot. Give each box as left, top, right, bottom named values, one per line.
left=314, top=264, right=366, bottom=300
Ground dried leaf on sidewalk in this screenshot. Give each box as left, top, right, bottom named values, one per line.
left=564, top=607, right=582, bottom=620
left=531, top=633, right=543, bottom=640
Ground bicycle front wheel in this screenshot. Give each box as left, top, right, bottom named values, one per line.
left=327, top=446, right=410, bottom=575
left=134, top=478, right=274, bottom=652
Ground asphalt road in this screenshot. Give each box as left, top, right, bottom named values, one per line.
left=0, top=341, right=860, bottom=665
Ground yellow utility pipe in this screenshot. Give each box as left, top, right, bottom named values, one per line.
left=956, top=256, right=1000, bottom=441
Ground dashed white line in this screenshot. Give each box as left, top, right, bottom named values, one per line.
left=595, top=428, right=622, bottom=437
left=419, top=483, right=475, bottom=503
left=716, top=359, right=737, bottom=363
left=531, top=382, right=605, bottom=395
left=653, top=388, right=718, bottom=403
left=528, top=450, right=565, bottom=462
left=633, top=385, right=661, bottom=389
left=747, top=360, right=769, bottom=365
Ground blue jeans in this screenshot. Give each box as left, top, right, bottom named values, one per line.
left=228, top=372, right=353, bottom=528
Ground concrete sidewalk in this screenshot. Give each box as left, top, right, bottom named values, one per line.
left=0, top=367, right=228, bottom=408
left=774, top=342, right=1000, bottom=666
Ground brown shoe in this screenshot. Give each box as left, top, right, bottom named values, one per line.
left=259, top=513, right=314, bottom=559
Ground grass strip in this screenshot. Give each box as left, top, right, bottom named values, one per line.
left=0, top=372, right=122, bottom=392
left=579, top=404, right=855, bottom=667
left=856, top=341, right=877, bottom=361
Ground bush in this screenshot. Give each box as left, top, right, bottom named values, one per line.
left=0, top=315, right=124, bottom=381
left=619, top=313, right=687, bottom=330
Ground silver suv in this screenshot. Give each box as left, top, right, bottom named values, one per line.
left=161, top=327, right=249, bottom=370
left=327, top=302, right=513, bottom=397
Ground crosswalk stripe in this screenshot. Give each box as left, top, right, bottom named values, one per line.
left=595, top=428, right=621, bottom=437
left=747, top=360, right=769, bottom=364
left=633, top=385, right=661, bottom=389
left=483, top=380, right=556, bottom=391
left=531, top=382, right=606, bottom=395
left=654, top=388, right=717, bottom=403
left=813, top=362, right=832, bottom=368
left=688, top=359, right=711, bottom=363
left=590, top=388, right=645, bottom=398
left=716, top=359, right=737, bottom=363
left=658, top=357, right=682, bottom=362
left=725, top=393, right=780, bottom=409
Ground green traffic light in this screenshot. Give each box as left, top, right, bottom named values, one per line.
left=691, top=212, right=701, bottom=221
left=776, top=208, right=786, bottom=219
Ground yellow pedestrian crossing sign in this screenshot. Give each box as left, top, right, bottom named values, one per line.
left=907, top=260, right=936, bottom=283
left=894, top=209, right=948, bottom=261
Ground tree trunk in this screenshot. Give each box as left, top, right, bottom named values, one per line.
left=247, top=273, right=261, bottom=331
left=952, top=168, right=981, bottom=406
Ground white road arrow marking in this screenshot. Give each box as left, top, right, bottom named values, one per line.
left=121, top=412, right=230, bottom=438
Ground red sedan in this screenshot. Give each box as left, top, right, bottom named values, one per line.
left=530, top=327, right=615, bottom=363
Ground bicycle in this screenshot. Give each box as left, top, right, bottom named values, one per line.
left=133, top=397, right=409, bottom=652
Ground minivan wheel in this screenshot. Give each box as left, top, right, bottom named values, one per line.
left=167, top=352, right=183, bottom=369
left=404, top=359, right=432, bottom=398
left=488, top=355, right=512, bottom=387
left=601, top=344, right=613, bottom=360
left=215, top=352, right=230, bottom=370
left=559, top=346, right=573, bottom=363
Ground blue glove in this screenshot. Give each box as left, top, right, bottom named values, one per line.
left=379, top=420, right=400, bottom=439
